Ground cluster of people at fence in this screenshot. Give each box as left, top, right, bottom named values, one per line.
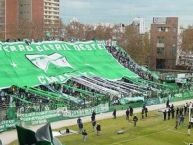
left=162, top=101, right=193, bottom=135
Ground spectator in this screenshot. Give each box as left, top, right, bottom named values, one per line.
left=175, top=119, right=178, bottom=129
left=82, top=130, right=88, bottom=141
left=184, top=105, right=188, bottom=116
left=176, top=107, right=179, bottom=117
left=179, top=115, right=184, bottom=126
left=91, top=111, right=96, bottom=121
left=126, top=109, right=130, bottom=120
left=130, top=107, right=133, bottom=116
left=133, top=115, right=138, bottom=127
left=96, top=123, right=101, bottom=136
left=141, top=108, right=144, bottom=119
left=113, top=109, right=116, bottom=119
left=166, top=99, right=169, bottom=108
left=77, top=117, right=82, bottom=127
left=78, top=122, right=83, bottom=133
left=66, top=128, right=70, bottom=134
left=171, top=108, right=175, bottom=119
left=145, top=107, right=148, bottom=117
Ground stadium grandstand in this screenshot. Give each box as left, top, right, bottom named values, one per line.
left=0, top=40, right=192, bottom=135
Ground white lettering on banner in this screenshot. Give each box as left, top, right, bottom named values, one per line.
left=55, top=44, right=63, bottom=50
left=48, top=44, right=56, bottom=50
left=86, top=44, right=93, bottom=50
left=10, top=46, right=17, bottom=51
left=78, top=44, right=86, bottom=50
left=62, top=44, right=71, bottom=50
left=36, top=46, right=43, bottom=52
left=18, top=45, right=26, bottom=51
left=38, top=76, right=47, bottom=84
left=38, top=74, right=69, bottom=85
left=0, top=120, right=16, bottom=132
left=43, top=45, right=50, bottom=51
left=3, top=46, right=10, bottom=52
left=17, top=104, right=109, bottom=124
left=63, top=103, right=109, bottom=117
left=74, top=45, right=81, bottom=51
left=97, top=44, right=104, bottom=50
left=0, top=42, right=105, bottom=53
left=26, top=45, right=34, bottom=51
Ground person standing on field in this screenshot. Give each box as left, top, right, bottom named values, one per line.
left=145, top=107, right=148, bottom=117
left=96, top=123, right=101, bottom=136
left=113, top=109, right=116, bottom=119
left=133, top=115, right=138, bottom=127
left=82, top=130, right=88, bottom=141
left=126, top=109, right=130, bottom=120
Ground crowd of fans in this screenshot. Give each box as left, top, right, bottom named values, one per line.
left=107, top=46, right=153, bottom=81
left=0, top=86, right=56, bottom=121
left=0, top=79, right=109, bottom=121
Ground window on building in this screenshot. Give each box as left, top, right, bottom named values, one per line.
left=173, top=28, right=177, bottom=33
left=157, top=47, right=164, bottom=55
left=156, top=59, right=166, bottom=69
left=172, top=47, right=176, bottom=56
left=158, top=27, right=168, bottom=32
left=157, top=36, right=165, bottom=43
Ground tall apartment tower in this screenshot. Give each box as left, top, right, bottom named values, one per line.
left=150, top=17, right=178, bottom=69
left=0, top=0, right=60, bottom=40
left=132, top=17, right=145, bottom=34
left=44, top=0, right=60, bottom=33
left=19, top=0, right=60, bottom=38
left=0, top=0, right=18, bottom=40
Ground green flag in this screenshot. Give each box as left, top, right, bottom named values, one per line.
left=16, top=125, right=37, bottom=145
left=0, top=41, right=138, bottom=88
left=16, top=124, right=62, bottom=145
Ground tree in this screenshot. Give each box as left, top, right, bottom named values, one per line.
left=84, top=25, right=95, bottom=40
left=121, top=25, right=143, bottom=63
left=65, top=21, right=85, bottom=40
left=94, top=25, right=113, bottom=40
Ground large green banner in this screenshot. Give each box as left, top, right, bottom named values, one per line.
left=0, top=41, right=138, bottom=88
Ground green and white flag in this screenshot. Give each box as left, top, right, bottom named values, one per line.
left=0, top=41, right=138, bottom=88
left=16, top=123, right=62, bottom=145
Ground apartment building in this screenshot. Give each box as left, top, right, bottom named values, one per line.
left=150, top=17, right=178, bottom=69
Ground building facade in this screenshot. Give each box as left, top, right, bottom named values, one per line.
left=132, top=17, right=145, bottom=35
left=150, top=17, right=178, bottom=69
left=0, top=0, right=18, bottom=40
left=0, top=0, right=60, bottom=40
left=44, top=0, right=60, bottom=35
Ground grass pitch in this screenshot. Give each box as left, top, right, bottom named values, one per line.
left=10, top=111, right=193, bottom=145
left=57, top=111, right=193, bottom=145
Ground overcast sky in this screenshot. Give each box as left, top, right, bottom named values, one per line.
left=60, top=0, right=193, bottom=28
